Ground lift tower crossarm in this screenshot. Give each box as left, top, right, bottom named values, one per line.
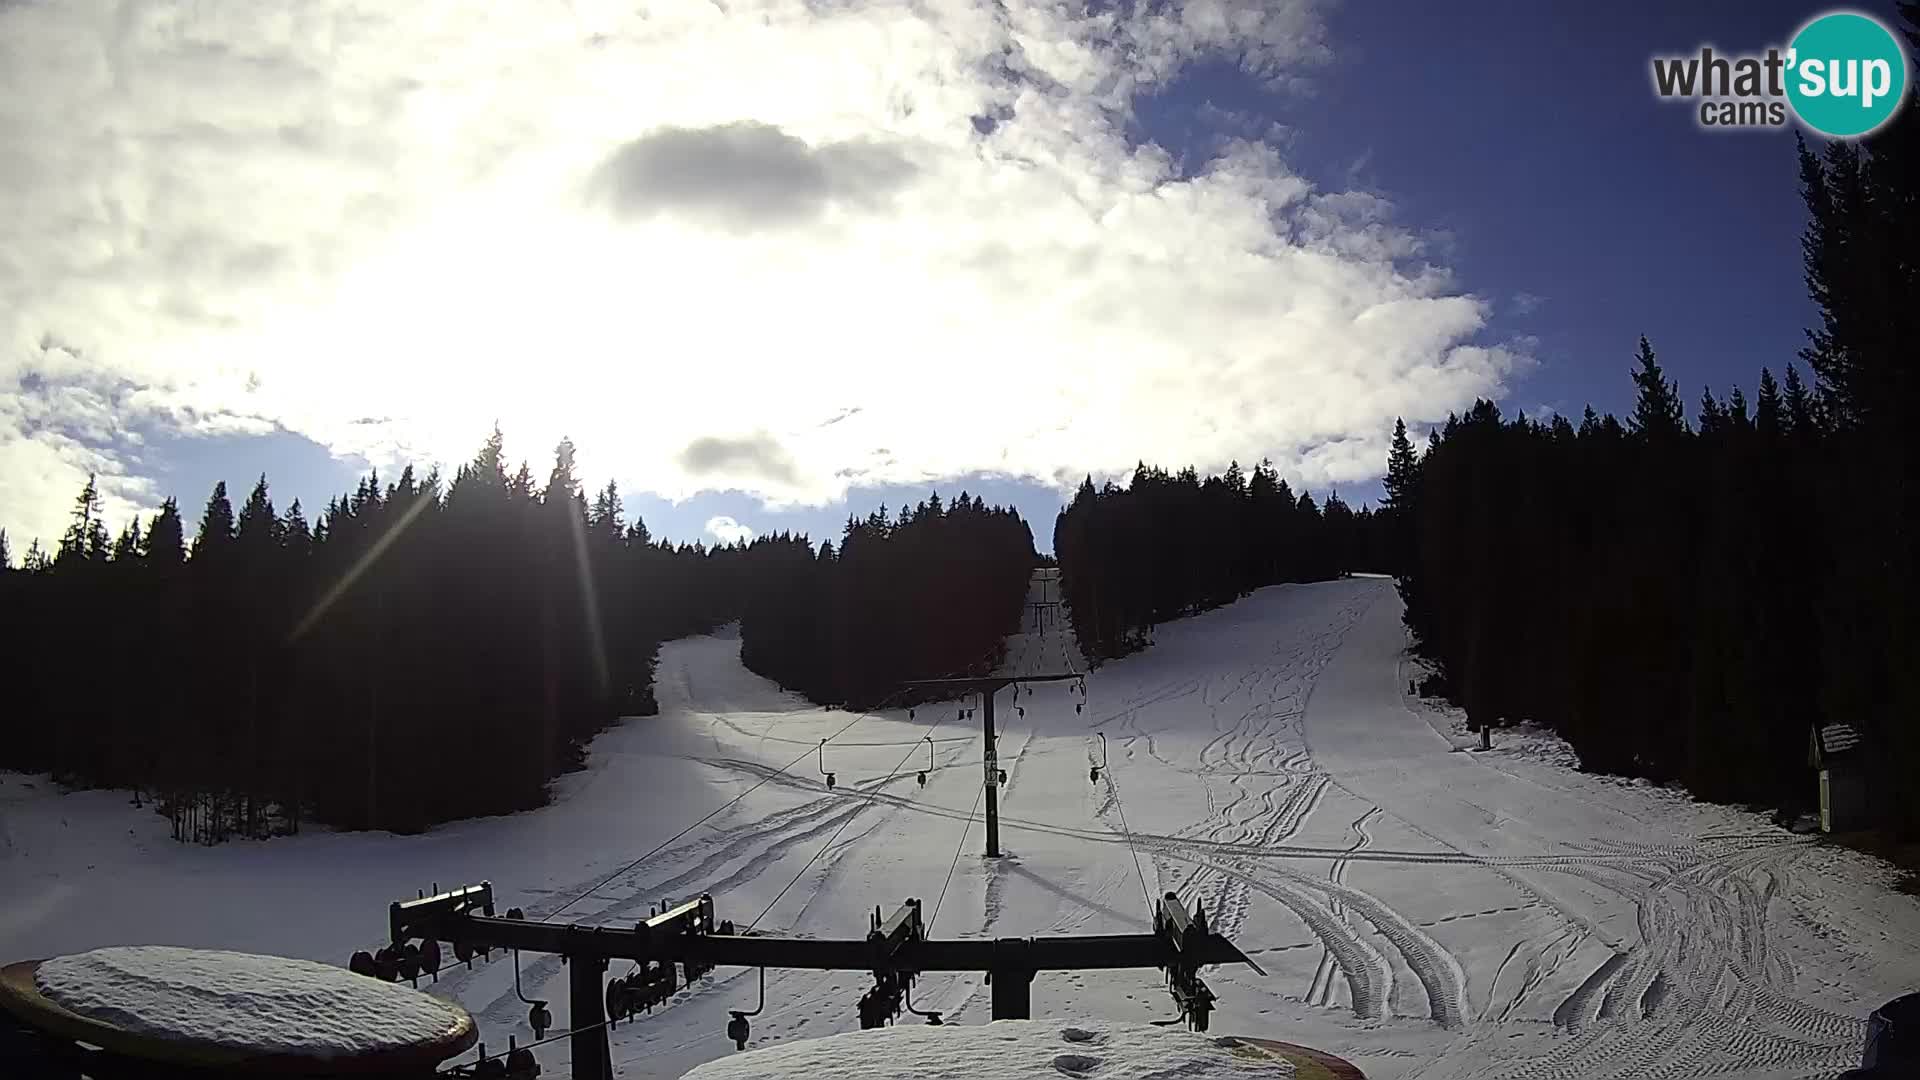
left=897, top=671, right=1084, bottom=857
left=383, top=882, right=1256, bottom=1070
left=400, top=912, right=1254, bottom=973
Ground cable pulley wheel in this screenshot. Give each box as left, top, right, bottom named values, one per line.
left=505, top=1045, right=539, bottom=1080
left=528, top=1002, right=552, bottom=1038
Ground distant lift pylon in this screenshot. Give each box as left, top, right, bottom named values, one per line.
left=896, top=672, right=1085, bottom=857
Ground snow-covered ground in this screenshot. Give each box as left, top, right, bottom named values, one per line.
left=4, top=578, right=1918, bottom=1079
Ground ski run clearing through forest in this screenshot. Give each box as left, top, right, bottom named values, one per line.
left=4, top=577, right=1918, bottom=1078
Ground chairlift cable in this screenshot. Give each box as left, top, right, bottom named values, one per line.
left=540, top=643, right=998, bottom=925
left=927, top=784, right=985, bottom=933
left=745, top=710, right=953, bottom=933
left=1103, top=767, right=1155, bottom=914
left=538, top=730, right=854, bottom=924
left=436, top=1012, right=620, bottom=1075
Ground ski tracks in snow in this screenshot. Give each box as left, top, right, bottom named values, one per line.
left=1092, top=587, right=1481, bottom=1033
left=1487, top=839, right=1863, bottom=1080
left=428, top=579, right=1899, bottom=1080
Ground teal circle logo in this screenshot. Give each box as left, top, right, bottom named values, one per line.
left=1786, top=11, right=1908, bottom=137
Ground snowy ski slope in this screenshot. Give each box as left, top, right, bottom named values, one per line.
left=4, top=577, right=1918, bottom=1078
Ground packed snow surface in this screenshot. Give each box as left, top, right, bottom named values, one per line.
left=680, top=1020, right=1293, bottom=1080
left=6, top=577, right=1919, bottom=1078
left=33, top=945, right=469, bottom=1056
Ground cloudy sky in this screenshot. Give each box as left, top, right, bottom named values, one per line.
left=1, top=0, right=1827, bottom=552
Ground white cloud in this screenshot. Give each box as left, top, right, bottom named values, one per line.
left=1194, top=100, right=1292, bottom=148
left=704, top=515, right=756, bottom=546
left=0, top=0, right=1530, bottom=545
left=1512, top=291, right=1547, bottom=316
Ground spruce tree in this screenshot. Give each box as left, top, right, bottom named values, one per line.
left=236, top=475, right=278, bottom=552
left=1383, top=418, right=1418, bottom=510
left=1628, top=337, right=1686, bottom=439
left=1698, top=386, right=1725, bottom=436
left=590, top=481, right=623, bottom=540
left=146, top=499, right=186, bottom=566
left=57, top=474, right=110, bottom=567
left=1783, top=362, right=1815, bottom=437
left=544, top=438, right=581, bottom=508
left=1727, top=387, right=1750, bottom=430
left=1756, top=367, right=1782, bottom=437
left=194, top=482, right=236, bottom=558
left=112, top=519, right=144, bottom=564
left=280, top=500, right=312, bottom=557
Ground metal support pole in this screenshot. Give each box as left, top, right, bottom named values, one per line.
left=988, top=938, right=1033, bottom=1019
left=568, top=954, right=610, bottom=1080
left=989, top=967, right=1033, bottom=1019
left=896, top=674, right=1081, bottom=858
left=983, top=689, right=1000, bottom=858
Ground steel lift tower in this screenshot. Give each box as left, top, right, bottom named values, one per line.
left=897, top=672, right=1085, bottom=858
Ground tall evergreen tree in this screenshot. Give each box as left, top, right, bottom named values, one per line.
left=1383, top=419, right=1418, bottom=510
left=1697, top=386, right=1725, bottom=435
left=281, top=500, right=312, bottom=557
left=1756, top=367, right=1782, bottom=438
left=112, top=519, right=144, bottom=564
left=194, top=482, right=235, bottom=558
left=57, top=474, right=110, bottom=566
left=1783, top=362, right=1816, bottom=436
left=237, top=475, right=278, bottom=552
left=1629, top=336, right=1687, bottom=439
left=146, top=499, right=186, bottom=566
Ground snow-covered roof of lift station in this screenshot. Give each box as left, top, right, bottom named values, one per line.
left=1, top=945, right=475, bottom=1072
